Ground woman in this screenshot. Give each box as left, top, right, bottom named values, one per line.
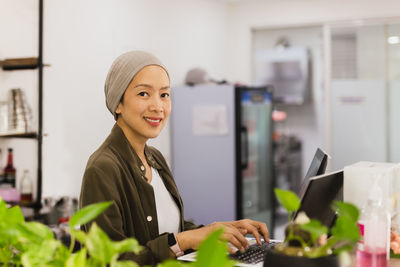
left=79, top=51, right=269, bottom=265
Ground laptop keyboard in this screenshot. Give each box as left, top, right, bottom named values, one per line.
left=230, top=241, right=279, bottom=264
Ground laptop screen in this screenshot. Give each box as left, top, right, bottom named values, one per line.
left=295, top=170, right=343, bottom=227
left=298, top=148, right=329, bottom=199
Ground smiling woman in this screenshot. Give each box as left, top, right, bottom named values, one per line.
left=79, top=51, right=270, bottom=266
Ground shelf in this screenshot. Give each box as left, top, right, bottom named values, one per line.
left=0, top=57, right=49, bottom=71
left=0, top=132, right=38, bottom=139
left=1, top=0, right=45, bottom=210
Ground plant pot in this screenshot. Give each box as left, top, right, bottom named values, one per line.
left=264, top=249, right=340, bottom=267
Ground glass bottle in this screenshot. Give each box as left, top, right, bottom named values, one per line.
left=0, top=148, right=4, bottom=186
left=20, top=169, right=33, bottom=204
left=4, top=148, right=16, bottom=188
left=357, top=183, right=390, bottom=267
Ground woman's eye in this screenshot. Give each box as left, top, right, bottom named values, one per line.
left=138, top=92, right=148, bottom=97
left=161, top=93, right=170, bottom=98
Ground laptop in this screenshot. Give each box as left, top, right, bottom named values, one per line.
left=295, top=170, right=343, bottom=227
left=179, top=148, right=339, bottom=266
left=298, top=147, right=329, bottom=199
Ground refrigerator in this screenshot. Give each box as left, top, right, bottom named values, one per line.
left=171, top=84, right=274, bottom=232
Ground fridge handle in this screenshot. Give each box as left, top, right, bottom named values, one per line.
left=241, top=126, right=249, bottom=169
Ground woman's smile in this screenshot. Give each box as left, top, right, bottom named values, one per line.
left=144, top=116, right=163, bottom=127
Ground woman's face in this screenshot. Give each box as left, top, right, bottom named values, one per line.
left=116, top=65, right=171, bottom=143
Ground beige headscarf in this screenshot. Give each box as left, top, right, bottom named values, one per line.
left=104, top=51, right=169, bottom=120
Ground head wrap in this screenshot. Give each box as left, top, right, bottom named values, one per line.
left=104, top=51, right=169, bottom=120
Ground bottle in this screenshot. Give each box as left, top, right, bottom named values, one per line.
left=20, top=169, right=33, bottom=204
left=0, top=148, right=4, bottom=186
left=356, top=182, right=390, bottom=267
left=3, top=148, right=16, bottom=188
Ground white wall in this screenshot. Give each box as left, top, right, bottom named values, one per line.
left=2, top=0, right=229, bottom=198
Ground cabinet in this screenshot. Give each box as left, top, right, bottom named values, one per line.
left=0, top=0, right=44, bottom=210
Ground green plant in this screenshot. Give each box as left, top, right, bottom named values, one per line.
left=0, top=198, right=235, bottom=267
left=0, top=198, right=142, bottom=267
left=273, top=188, right=360, bottom=259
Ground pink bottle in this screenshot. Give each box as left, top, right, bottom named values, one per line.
left=357, top=183, right=390, bottom=267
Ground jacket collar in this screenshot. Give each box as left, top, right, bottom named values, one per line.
left=107, top=124, right=162, bottom=174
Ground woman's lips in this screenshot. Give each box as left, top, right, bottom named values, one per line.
left=144, top=117, right=162, bottom=127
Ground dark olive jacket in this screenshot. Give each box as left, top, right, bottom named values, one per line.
left=79, top=124, right=199, bottom=265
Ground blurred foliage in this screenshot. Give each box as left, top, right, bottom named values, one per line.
left=274, top=188, right=360, bottom=259
left=0, top=198, right=235, bottom=267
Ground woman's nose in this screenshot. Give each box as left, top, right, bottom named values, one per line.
left=149, top=96, right=163, bottom=112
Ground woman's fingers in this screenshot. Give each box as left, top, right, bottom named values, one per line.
left=254, top=221, right=270, bottom=242
left=210, top=223, right=249, bottom=252
left=206, top=220, right=270, bottom=252
left=242, top=222, right=262, bottom=245
left=228, top=246, right=238, bottom=254
left=222, top=226, right=249, bottom=252
left=248, top=220, right=269, bottom=243
left=233, top=219, right=270, bottom=244
left=233, top=220, right=261, bottom=244
left=239, top=228, right=248, bottom=235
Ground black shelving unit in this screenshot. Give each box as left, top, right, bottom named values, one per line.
left=0, top=0, right=44, bottom=211
left=0, top=133, right=38, bottom=139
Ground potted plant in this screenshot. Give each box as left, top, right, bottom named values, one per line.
left=263, top=188, right=361, bottom=267
left=0, top=198, right=235, bottom=267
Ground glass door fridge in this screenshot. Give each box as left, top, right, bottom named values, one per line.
left=235, top=86, right=274, bottom=231
left=171, top=84, right=274, bottom=231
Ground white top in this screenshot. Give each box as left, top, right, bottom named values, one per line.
left=150, top=167, right=180, bottom=234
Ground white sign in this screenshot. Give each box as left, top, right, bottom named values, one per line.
left=192, top=105, right=229, bottom=136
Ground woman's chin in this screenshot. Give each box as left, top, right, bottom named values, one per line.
left=146, top=131, right=162, bottom=139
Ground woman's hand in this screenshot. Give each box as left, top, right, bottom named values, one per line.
left=176, top=222, right=249, bottom=253
left=175, top=219, right=269, bottom=254
left=221, top=219, right=269, bottom=245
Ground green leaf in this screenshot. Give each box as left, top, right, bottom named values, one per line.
left=114, top=260, right=141, bottom=267
left=0, top=244, right=14, bottom=265
left=21, top=239, right=63, bottom=267
left=332, top=201, right=359, bottom=222
left=195, top=228, right=235, bottom=267
left=86, top=257, right=104, bottom=267
left=0, top=205, right=25, bottom=245
left=69, top=201, right=113, bottom=228
left=299, top=219, right=328, bottom=245
left=274, top=188, right=300, bottom=213
left=6, top=205, right=24, bottom=224
left=70, top=229, right=88, bottom=244
left=0, top=198, right=7, bottom=218
left=112, top=238, right=143, bottom=255
left=51, top=243, right=71, bottom=267
left=331, top=216, right=361, bottom=243
left=86, top=223, right=114, bottom=263
left=66, top=248, right=87, bottom=267
left=156, top=259, right=191, bottom=267
left=0, top=224, right=24, bottom=245
left=18, top=221, right=55, bottom=243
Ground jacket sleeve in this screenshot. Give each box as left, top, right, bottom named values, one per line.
left=183, top=220, right=203, bottom=231
left=80, top=164, right=171, bottom=265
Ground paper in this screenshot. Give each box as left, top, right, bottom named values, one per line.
left=192, top=105, right=229, bottom=136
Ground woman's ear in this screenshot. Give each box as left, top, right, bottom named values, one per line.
left=115, top=102, right=122, bottom=116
